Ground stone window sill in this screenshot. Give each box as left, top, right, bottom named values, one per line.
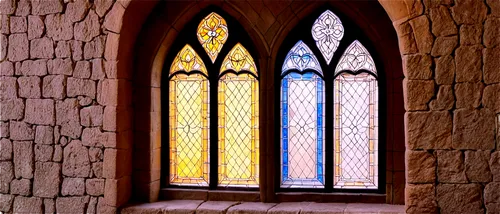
left=121, top=200, right=405, bottom=214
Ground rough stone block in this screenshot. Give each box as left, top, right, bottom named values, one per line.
left=0, top=76, right=17, bottom=98
left=451, top=0, right=487, bottom=24
left=30, top=37, right=54, bottom=59
left=431, top=36, right=457, bottom=57
left=15, top=0, right=30, bottom=16
left=84, top=36, right=105, bottom=59
left=33, top=162, right=61, bottom=198
left=491, top=152, right=500, bottom=182
left=405, top=111, right=452, bottom=149
left=455, top=45, right=482, bottom=83
left=483, top=84, right=500, bottom=113
left=45, top=14, right=73, bottom=41
left=67, top=77, right=96, bottom=99
left=460, top=24, right=482, bottom=45
left=55, top=41, right=71, bottom=58
left=28, top=15, right=44, bottom=40
left=409, top=16, right=433, bottom=54
left=437, top=184, right=484, bottom=214
left=0, top=162, right=13, bottom=193
left=35, top=144, right=53, bottom=162
left=25, top=99, right=55, bottom=125
left=12, top=196, right=42, bottom=213
left=35, top=126, right=53, bottom=145
left=31, top=0, right=63, bottom=15
left=465, top=150, right=492, bottom=182
left=0, top=61, right=14, bottom=76
left=71, top=40, right=83, bottom=61
left=437, top=150, right=467, bottom=183
left=74, top=10, right=100, bottom=42
left=81, top=127, right=105, bottom=147
left=74, top=61, right=91, bottom=78
left=9, top=121, right=33, bottom=141
left=61, top=178, right=85, bottom=196
left=104, top=176, right=131, bottom=207
left=44, top=199, right=55, bottom=214
left=0, top=99, right=24, bottom=121
left=66, top=0, right=90, bottom=23
left=92, top=162, right=103, bottom=178
left=56, top=197, right=88, bottom=213
left=19, top=59, right=47, bottom=76
left=429, top=85, right=454, bottom=110
left=403, top=79, right=434, bottom=111
left=0, top=122, right=8, bottom=138
left=48, top=58, right=73, bottom=75
left=18, top=76, right=41, bottom=98
left=453, top=108, right=495, bottom=149
left=403, top=54, right=432, bottom=80
left=10, top=179, right=30, bottom=196
left=407, top=151, right=436, bottom=184
left=7, top=33, right=29, bottom=61
left=13, top=141, right=33, bottom=179
left=0, top=194, right=14, bottom=212
left=63, top=140, right=91, bottom=177
left=405, top=184, right=437, bottom=213
left=53, top=145, right=62, bottom=162
left=455, top=82, right=484, bottom=109
left=95, top=0, right=114, bottom=17
left=0, top=34, right=5, bottom=61
left=103, top=3, right=125, bottom=33
left=429, top=6, right=457, bottom=37
left=42, top=75, right=66, bottom=99
left=80, top=106, right=103, bottom=127
left=0, top=0, right=15, bottom=14
left=484, top=17, right=500, bottom=48
left=89, top=148, right=103, bottom=162
left=0, top=139, right=12, bottom=160
left=484, top=47, right=500, bottom=84
left=10, top=16, right=27, bottom=33
left=91, top=59, right=105, bottom=80
left=86, top=179, right=104, bottom=196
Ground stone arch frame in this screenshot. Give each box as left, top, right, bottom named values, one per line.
left=105, top=0, right=418, bottom=209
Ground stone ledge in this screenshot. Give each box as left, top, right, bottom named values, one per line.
left=120, top=200, right=404, bottom=214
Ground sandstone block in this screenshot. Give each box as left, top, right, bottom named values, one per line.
left=13, top=141, right=34, bottom=179
left=103, top=3, right=125, bottom=33
left=403, top=54, right=432, bottom=80
left=31, top=0, right=63, bottom=15
left=33, top=162, right=61, bottom=198
left=91, top=59, right=105, bottom=80
left=35, top=144, right=53, bottom=162
left=84, top=36, right=105, bottom=59
left=12, top=196, right=42, bottom=213
left=81, top=106, right=103, bottom=127
left=429, top=85, right=454, bottom=110
left=67, top=77, right=96, bottom=99
left=0, top=139, right=11, bottom=160
left=25, top=99, right=55, bottom=125
left=27, top=15, right=44, bottom=40
left=460, top=24, right=482, bottom=45
left=485, top=182, right=500, bottom=204
left=406, top=111, right=452, bottom=149
left=437, top=150, right=467, bottom=183
left=437, top=184, right=484, bottom=214
left=483, top=47, right=500, bottom=84
left=86, top=179, right=104, bottom=196
left=465, top=150, right=492, bottom=182
left=10, top=179, right=30, bottom=196
left=19, top=59, right=47, bottom=76
left=406, top=151, right=436, bottom=183
left=104, top=32, right=119, bottom=61
left=429, top=6, right=457, bottom=37
left=404, top=80, right=434, bottom=110
left=93, top=162, right=103, bottom=178
left=71, top=40, right=83, bottom=61
left=62, top=178, right=85, bottom=196
left=56, top=197, right=88, bottom=213
left=7, top=33, right=29, bottom=61
left=489, top=0, right=500, bottom=17
left=9, top=121, right=33, bottom=141
left=0, top=77, right=17, bottom=99
left=0, top=162, right=13, bottom=193
left=453, top=108, right=495, bottom=149
left=0, top=15, right=9, bottom=34
left=485, top=18, right=500, bottom=48
left=95, top=0, right=114, bottom=17
left=87, top=197, right=98, bottom=214
left=10, top=16, right=26, bottom=33
left=104, top=60, right=118, bottom=78
left=0, top=34, right=5, bottom=61
left=18, top=76, right=41, bottom=98
left=48, top=58, right=73, bottom=75
left=55, top=41, right=71, bottom=58
left=0, top=122, right=8, bottom=138
left=53, top=145, right=62, bottom=162
left=45, top=14, right=73, bottom=41
left=451, top=0, right=487, bottom=24
left=409, top=15, right=433, bottom=54
left=56, top=100, right=82, bottom=138
left=66, top=0, right=90, bottom=23
left=43, top=75, right=66, bottom=99
left=483, top=84, right=500, bottom=113
left=405, top=184, right=438, bottom=213
left=44, top=199, right=55, bottom=214
left=455, top=82, right=484, bottom=109
left=0, top=194, right=14, bottom=212
left=74, top=61, right=91, bottom=78
left=491, top=152, right=500, bottom=182
left=15, top=0, right=30, bottom=16
left=0, top=61, right=14, bottom=76
left=30, top=37, right=54, bottom=59
left=63, top=140, right=91, bottom=177
left=89, top=148, right=103, bottom=162
left=75, top=10, right=100, bottom=42
left=0, top=0, right=15, bottom=14
left=35, top=126, right=53, bottom=145
left=455, top=45, right=482, bottom=83
left=431, top=36, right=457, bottom=57
left=79, top=96, right=93, bottom=106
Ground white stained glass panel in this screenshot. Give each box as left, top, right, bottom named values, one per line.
left=312, top=10, right=344, bottom=64
left=335, top=40, right=377, bottom=76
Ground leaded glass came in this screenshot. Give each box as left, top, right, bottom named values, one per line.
left=197, top=12, right=228, bottom=63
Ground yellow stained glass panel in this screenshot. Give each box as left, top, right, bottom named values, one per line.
left=220, top=43, right=258, bottom=76
left=197, top=12, right=228, bottom=63
left=169, top=74, right=209, bottom=186
left=170, top=44, right=208, bottom=76
left=218, top=73, right=259, bottom=187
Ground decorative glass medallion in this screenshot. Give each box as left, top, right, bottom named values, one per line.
left=311, top=10, right=344, bottom=64
left=220, top=43, right=258, bottom=76
left=281, top=41, right=322, bottom=75
left=335, top=40, right=377, bottom=76
left=170, top=44, right=208, bottom=76
left=197, top=12, right=229, bottom=63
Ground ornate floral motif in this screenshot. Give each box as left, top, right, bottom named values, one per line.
left=282, top=41, right=322, bottom=75
left=220, top=43, right=258, bottom=76
left=169, top=44, right=208, bottom=76
left=197, top=12, right=229, bottom=63
left=311, top=10, right=344, bottom=65
left=335, top=40, right=377, bottom=76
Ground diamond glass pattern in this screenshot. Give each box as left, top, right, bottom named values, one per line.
left=170, top=44, right=208, bottom=76
left=220, top=43, right=258, bottom=75
left=169, top=73, right=210, bottom=186
left=334, top=73, right=378, bottom=189
left=312, top=10, right=344, bottom=65
left=335, top=40, right=377, bottom=76
left=197, top=12, right=229, bottom=63
left=281, top=72, right=325, bottom=188
left=218, top=73, right=259, bottom=187
left=282, top=41, right=322, bottom=75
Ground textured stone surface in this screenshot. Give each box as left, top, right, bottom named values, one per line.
left=44, top=199, right=55, bottom=214
left=61, top=178, right=85, bottom=196
left=43, top=75, right=66, bottom=99
left=63, top=140, right=91, bottom=177
left=91, top=59, right=105, bottom=80
left=24, top=99, right=55, bottom=125
left=12, top=196, right=42, bottom=213
left=33, top=162, right=60, bottom=198
left=7, top=33, right=29, bottom=61
left=429, top=6, right=457, bottom=37
left=0, top=194, right=14, bottom=212
left=67, top=77, right=96, bottom=98
left=0, top=99, right=24, bottom=121
left=18, top=76, right=41, bottom=98
left=483, top=84, right=500, bottom=113
left=10, top=16, right=27, bottom=33
left=403, top=54, right=432, bottom=80
left=484, top=17, right=500, bottom=48
left=0, top=162, right=14, bottom=193
left=103, top=3, right=125, bottom=33
left=10, top=179, right=31, bottom=196
left=404, top=80, right=434, bottom=111
left=455, top=82, right=484, bottom=109
left=196, top=201, right=241, bottom=214
left=45, top=14, right=73, bottom=41
left=453, top=108, right=495, bottom=150
left=95, top=0, right=114, bottom=17
left=0, top=139, right=12, bottom=160
left=18, top=59, right=47, bottom=76
left=56, top=196, right=88, bottom=213
left=0, top=77, right=17, bottom=99
left=9, top=121, right=34, bottom=141
left=491, top=152, right=500, bottom=182
left=81, top=127, right=106, bottom=147
left=55, top=41, right=71, bottom=58
left=27, top=15, right=44, bottom=40
left=407, top=151, right=435, bottom=183
left=460, top=24, right=482, bottom=45
left=437, top=184, right=484, bottom=214
left=455, top=45, right=482, bottom=83
left=484, top=47, right=500, bottom=84
left=86, top=179, right=104, bottom=196
left=74, top=61, right=91, bottom=78
left=84, top=36, right=105, bottom=59
left=431, top=36, right=457, bottom=57
left=451, top=0, right=487, bottom=24
left=0, top=122, right=9, bottom=138
left=31, top=0, right=63, bottom=15
left=465, top=151, right=492, bottom=183
left=13, top=141, right=33, bottom=179
left=35, top=144, right=53, bottom=162
left=30, top=37, right=54, bottom=59
left=74, top=10, right=100, bottom=42
left=56, top=99, right=82, bottom=138
left=66, top=0, right=90, bottom=23
left=48, top=58, right=73, bottom=75
left=407, top=185, right=436, bottom=213
left=35, top=126, right=53, bottom=145
left=429, top=85, right=454, bottom=110
left=409, top=16, right=433, bottom=54
left=227, top=202, right=277, bottom=214
left=405, top=111, right=452, bottom=149
left=80, top=106, right=103, bottom=127
left=437, top=150, right=467, bottom=183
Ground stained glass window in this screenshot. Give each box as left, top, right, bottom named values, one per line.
left=334, top=73, right=378, bottom=189
left=170, top=44, right=208, bottom=75
left=169, top=73, right=210, bottom=186
left=220, top=43, right=258, bottom=75
left=311, top=10, right=344, bottom=65
left=282, top=41, right=322, bottom=75
left=197, top=12, right=228, bottom=63
left=335, top=40, right=376, bottom=76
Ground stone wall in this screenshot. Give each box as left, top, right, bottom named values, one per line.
left=401, top=0, right=500, bottom=213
